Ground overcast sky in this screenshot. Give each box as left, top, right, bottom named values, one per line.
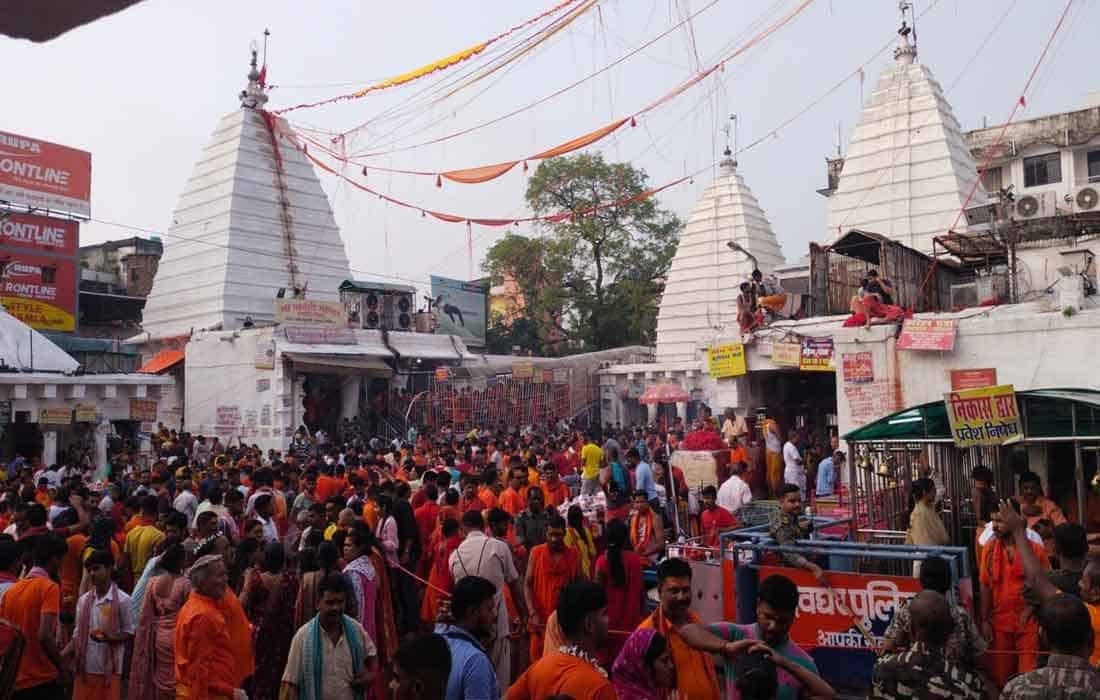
left=2, top=0, right=1096, bottom=293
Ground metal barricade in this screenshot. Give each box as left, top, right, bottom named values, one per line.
left=718, top=532, right=972, bottom=693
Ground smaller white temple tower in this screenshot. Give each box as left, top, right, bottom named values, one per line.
left=825, top=6, right=985, bottom=254
left=655, top=150, right=786, bottom=363
left=141, top=50, right=352, bottom=339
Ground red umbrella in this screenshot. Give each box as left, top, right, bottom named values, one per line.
left=639, top=383, right=690, bottom=405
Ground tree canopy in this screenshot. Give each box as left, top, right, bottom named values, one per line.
left=483, top=153, right=681, bottom=355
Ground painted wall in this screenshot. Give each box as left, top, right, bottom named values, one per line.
left=833, top=306, right=1100, bottom=443
left=184, top=328, right=292, bottom=450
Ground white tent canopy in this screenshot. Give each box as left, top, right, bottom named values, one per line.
left=0, top=306, right=79, bottom=373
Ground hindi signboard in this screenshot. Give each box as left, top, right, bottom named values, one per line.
left=707, top=343, right=747, bottom=379
left=129, top=399, right=157, bottom=422
left=430, top=275, right=488, bottom=347
left=74, top=404, right=97, bottom=423
left=38, top=407, right=71, bottom=425
left=897, top=318, right=958, bottom=351
left=283, top=326, right=356, bottom=345
left=944, top=384, right=1022, bottom=447
left=800, top=337, right=835, bottom=372
left=253, top=329, right=275, bottom=369
left=950, top=368, right=997, bottom=391
left=771, top=341, right=801, bottom=368
left=274, top=299, right=345, bottom=327
left=511, top=361, right=534, bottom=379
left=842, top=352, right=874, bottom=384
left=0, top=129, right=92, bottom=217
left=746, top=566, right=921, bottom=656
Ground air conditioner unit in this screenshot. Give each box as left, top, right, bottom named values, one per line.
left=1072, top=185, right=1099, bottom=213
left=949, top=282, right=978, bottom=310
left=1013, top=191, right=1060, bottom=220
left=964, top=201, right=997, bottom=227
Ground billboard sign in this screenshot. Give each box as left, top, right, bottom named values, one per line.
left=0, top=213, right=78, bottom=255
left=431, top=275, right=487, bottom=347
left=0, top=130, right=91, bottom=217
left=0, top=252, right=77, bottom=331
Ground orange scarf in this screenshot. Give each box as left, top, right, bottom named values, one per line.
left=630, top=510, right=655, bottom=552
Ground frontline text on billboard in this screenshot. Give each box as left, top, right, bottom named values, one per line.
left=430, top=275, right=487, bottom=347
left=0, top=130, right=92, bottom=217
left=0, top=252, right=77, bottom=331
left=0, top=213, right=79, bottom=255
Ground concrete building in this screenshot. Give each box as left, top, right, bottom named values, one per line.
left=823, top=25, right=986, bottom=254
left=140, top=51, right=351, bottom=341
left=0, top=307, right=173, bottom=468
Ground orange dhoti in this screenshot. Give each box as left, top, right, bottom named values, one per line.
left=989, top=618, right=1039, bottom=688
left=766, top=450, right=783, bottom=497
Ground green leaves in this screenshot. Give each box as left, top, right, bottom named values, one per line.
left=483, top=152, right=681, bottom=355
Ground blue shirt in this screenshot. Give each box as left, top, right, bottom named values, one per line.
left=436, top=624, right=500, bottom=700
left=815, top=457, right=835, bottom=496
left=634, top=461, right=657, bottom=501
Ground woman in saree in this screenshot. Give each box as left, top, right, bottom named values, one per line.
left=240, top=542, right=299, bottom=700
left=127, top=543, right=189, bottom=700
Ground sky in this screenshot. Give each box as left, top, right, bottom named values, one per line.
left=2, top=0, right=1097, bottom=295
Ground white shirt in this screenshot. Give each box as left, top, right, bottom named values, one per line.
left=258, top=515, right=279, bottom=544
left=78, top=585, right=135, bottom=674
left=782, top=441, right=802, bottom=471
left=717, top=474, right=752, bottom=514
left=173, top=490, right=198, bottom=523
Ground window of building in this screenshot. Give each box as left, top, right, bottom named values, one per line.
left=980, top=166, right=1003, bottom=192
left=41, top=267, right=56, bottom=283
left=1088, top=149, right=1100, bottom=181
left=130, top=269, right=140, bottom=283
left=1023, top=152, right=1062, bottom=187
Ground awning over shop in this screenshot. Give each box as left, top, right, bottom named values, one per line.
left=843, top=388, right=1100, bottom=442
left=283, top=353, right=392, bottom=375
left=137, top=350, right=184, bottom=374
left=386, top=332, right=465, bottom=361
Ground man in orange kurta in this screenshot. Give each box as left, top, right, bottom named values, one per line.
left=539, top=466, right=570, bottom=508
left=1018, top=471, right=1068, bottom=528
left=175, top=555, right=254, bottom=699
left=637, top=558, right=720, bottom=700
left=524, top=516, right=579, bottom=662
left=499, top=466, right=527, bottom=517
left=980, top=506, right=1050, bottom=688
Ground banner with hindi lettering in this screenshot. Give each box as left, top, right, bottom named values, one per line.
left=753, top=565, right=921, bottom=652
left=943, top=383, right=1022, bottom=447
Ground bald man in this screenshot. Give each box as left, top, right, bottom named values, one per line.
left=870, top=591, right=984, bottom=699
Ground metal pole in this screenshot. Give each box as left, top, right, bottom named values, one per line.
left=1075, top=440, right=1086, bottom=524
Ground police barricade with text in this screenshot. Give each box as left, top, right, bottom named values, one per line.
left=719, top=533, right=971, bottom=692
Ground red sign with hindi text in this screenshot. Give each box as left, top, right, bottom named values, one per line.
left=950, top=368, right=997, bottom=391
left=842, top=352, right=874, bottom=384
left=897, top=318, right=958, bottom=351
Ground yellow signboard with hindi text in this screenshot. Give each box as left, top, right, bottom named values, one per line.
left=943, top=384, right=1022, bottom=447
left=707, top=343, right=747, bottom=379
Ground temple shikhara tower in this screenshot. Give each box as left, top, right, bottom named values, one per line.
left=825, top=17, right=985, bottom=254
left=141, top=52, right=351, bottom=339
left=655, top=150, right=785, bottom=363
